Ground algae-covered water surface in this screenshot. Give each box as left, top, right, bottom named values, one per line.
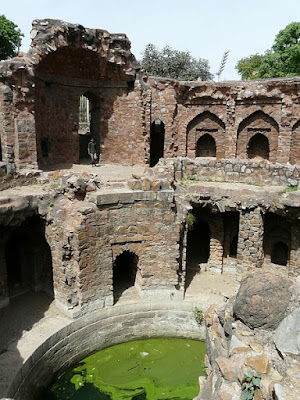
left=41, top=338, right=206, bottom=400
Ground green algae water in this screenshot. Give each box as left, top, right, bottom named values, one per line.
left=41, top=338, right=206, bottom=400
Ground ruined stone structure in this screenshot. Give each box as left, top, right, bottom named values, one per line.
left=1, top=19, right=300, bottom=399
left=1, top=18, right=300, bottom=315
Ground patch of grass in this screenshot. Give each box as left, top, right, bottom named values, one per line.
left=247, top=181, right=264, bottom=187
left=283, top=185, right=298, bottom=193
left=193, top=307, right=203, bottom=325
left=50, top=182, right=59, bottom=189
left=179, top=175, right=200, bottom=187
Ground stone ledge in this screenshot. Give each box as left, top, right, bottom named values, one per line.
left=91, top=189, right=174, bottom=205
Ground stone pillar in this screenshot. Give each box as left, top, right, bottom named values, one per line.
left=225, top=99, right=236, bottom=159
left=15, top=117, right=38, bottom=170
left=290, top=222, right=300, bottom=276
left=277, top=127, right=292, bottom=163
left=208, top=215, right=224, bottom=274
left=277, top=94, right=293, bottom=163
left=237, top=207, right=264, bottom=274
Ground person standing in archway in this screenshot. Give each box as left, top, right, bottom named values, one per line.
left=88, top=138, right=97, bottom=166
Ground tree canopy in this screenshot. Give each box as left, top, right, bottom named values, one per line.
left=235, top=22, right=300, bottom=79
left=0, top=15, right=23, bottom=60
left=140, top=43, right=213, bottom=81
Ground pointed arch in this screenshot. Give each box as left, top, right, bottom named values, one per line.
left=290, top=120, right=300, bottom=164
left=186, top=111, right=225, bottom=159
left=236, top=110, right=279, bottom=163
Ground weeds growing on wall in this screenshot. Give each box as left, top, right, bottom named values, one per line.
left=193, top=307, right=203, bottom=325
left=179, top=175, right=200, bottom=187
left=241, top=371, right=261, bottom=400
left=186, top=213, right=197, bottom=230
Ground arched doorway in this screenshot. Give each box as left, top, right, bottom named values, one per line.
left=113, top=251, right=138, bottom=303
left=5, top=215, right=54, bottom=298
left=150, top=120, right=165, bottom=167
left=78, top=93, right=101, bottom=162
left=247, top=133, right=269, bottom=160
left=196, top=134, right=216, bottom=157
left=271, top=241, right=289, bottom=266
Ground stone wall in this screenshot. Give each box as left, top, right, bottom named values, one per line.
left=1, top=20, right=300, bottom=173
left=167, top=157, right=300, bottom=187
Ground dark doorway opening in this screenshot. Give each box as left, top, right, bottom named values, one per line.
left=229, top=234, right=238, bottom=257
left=247, top=133, right=269, bottom=160
left=113, top=251, right=138, bottom=303
left=196, top=134, right=216, bottom=157
left=5, top=215, right=54, bottom=299
left=263, top=212, right=290, bottom=267
left=271, top=241, right=289, bottom=266
left=150, top=120, right=165, bottom=167
left=223, top=212, right=239, bottom=258
left=185, top=214, right=210, bottom=290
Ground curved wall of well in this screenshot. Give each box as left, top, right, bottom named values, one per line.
left=8, top=301, right=205, bottom=400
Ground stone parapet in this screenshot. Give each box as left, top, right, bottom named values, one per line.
left=160, top=157, right=300, bottom=187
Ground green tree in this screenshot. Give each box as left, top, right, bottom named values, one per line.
left=140, top=43, right=213, bottom=81
left=235, top=22, right=300, bottom=79
left=0, top=15, right=23, bottom=60
left=235, top=54, right=265, bottom=80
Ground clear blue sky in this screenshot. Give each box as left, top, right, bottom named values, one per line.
left=2, top=0, right=300, bottom=80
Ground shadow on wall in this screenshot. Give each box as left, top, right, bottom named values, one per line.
left=0, top=292, right=53, bottom=397
left=0, top=214, right=55, bottom=396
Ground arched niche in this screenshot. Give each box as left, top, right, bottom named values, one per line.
left=150, top=120, right=165, bottom=167
left=290, top=120, right=300, bottom=165
left=196, top=133, right=216, bottom=157
left=247, top=133, right=270, bottom=160
left=113, top=250, right=139, bottom=304
left=237, top=110, right=278, bottom=163
left=186, top=111, right=225, bottom=158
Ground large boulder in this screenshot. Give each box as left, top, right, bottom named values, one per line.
left=233, top=271, right=292, bottom=330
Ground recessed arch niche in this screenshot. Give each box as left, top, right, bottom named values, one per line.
left=186, top=111, right=225, bottom=158
left=237, top=110, right=278, bottom=162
